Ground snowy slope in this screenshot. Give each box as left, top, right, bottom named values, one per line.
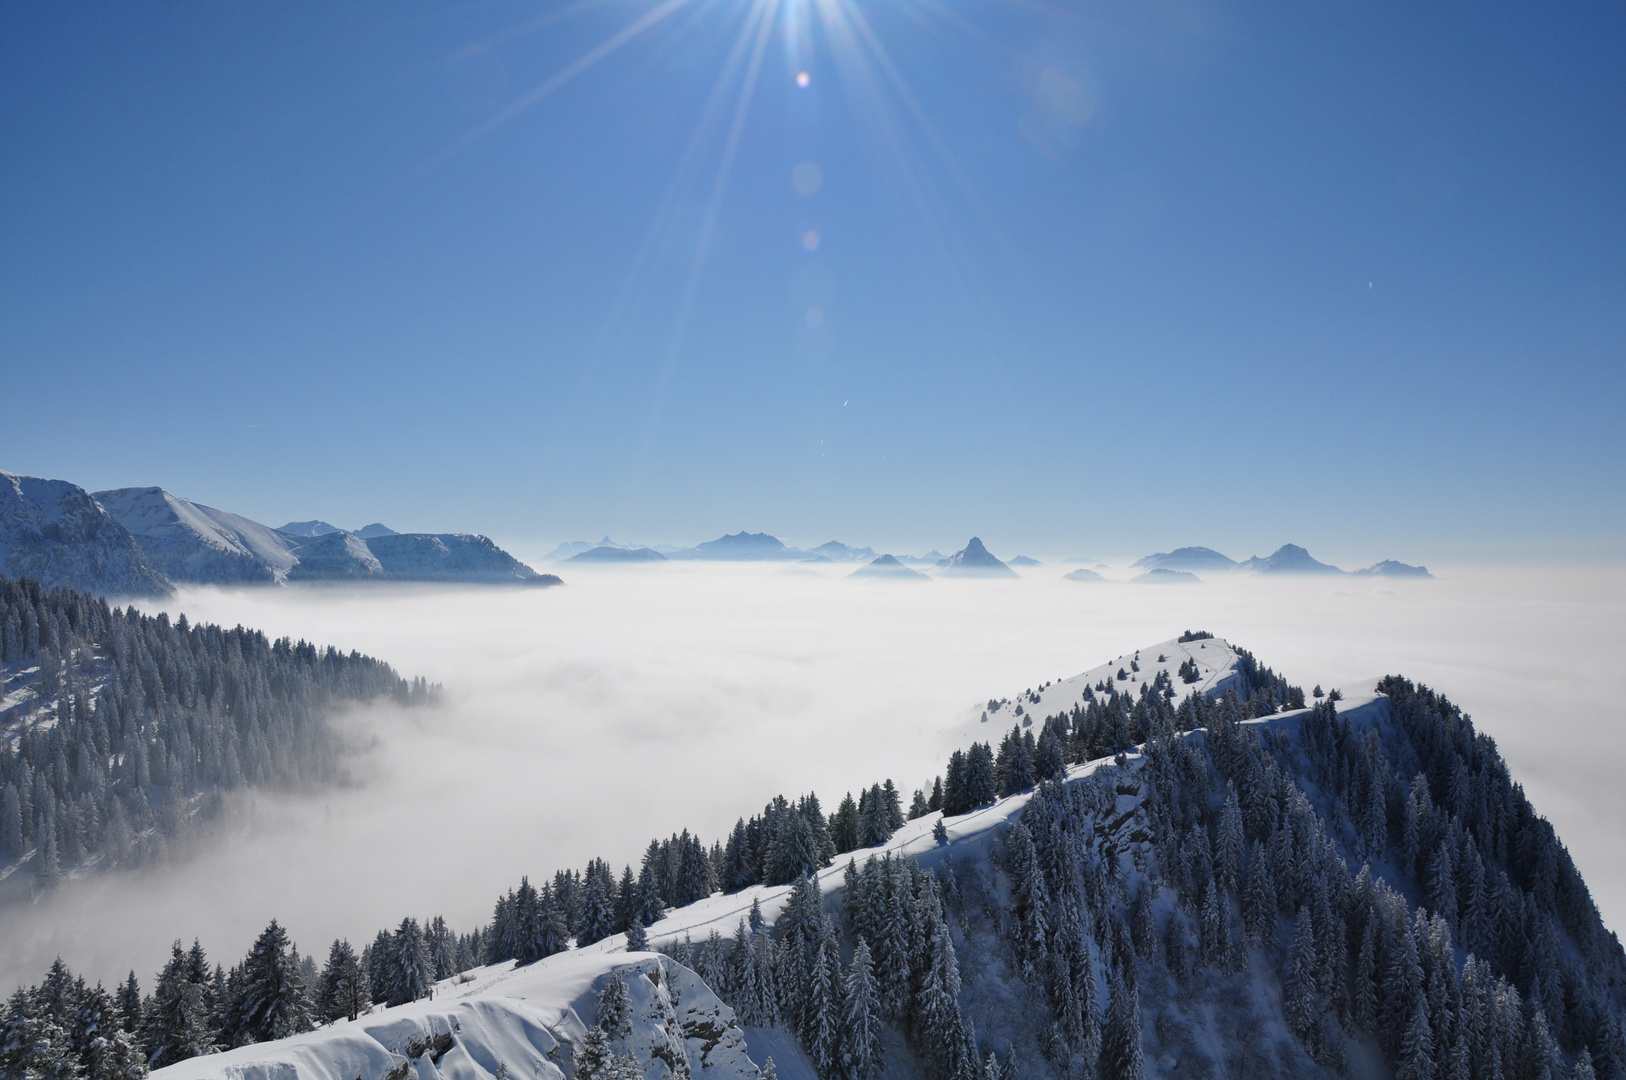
left=943, top=635, right=1246, bottom=747
left=595, top=678, right=1386, bottom=963
left=285, top=532, right=387, bottom=580
left=153, top=951, right=762, bottom=1080
left=95, top=486, right=300, bottom=584
left=0, top=472, right=171, bottom=597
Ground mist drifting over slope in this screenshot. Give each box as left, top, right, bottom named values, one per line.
left=3, top=562, right=1622, bottom=994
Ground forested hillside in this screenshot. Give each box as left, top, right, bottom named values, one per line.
left=0, top=577, right=434, bottom=892
left=5, top=637, right=1623, bottom=1080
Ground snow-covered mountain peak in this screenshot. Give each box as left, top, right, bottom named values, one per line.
left=936, top=537, right=1018, bottom=578
left=0, top=471, right=171, bottom=597
left=96, top=486, right=300, bottom=583
left=947, top=634, right=1244, bottom=746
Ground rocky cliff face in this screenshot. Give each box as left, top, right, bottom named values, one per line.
left=0, top=472, right=171, bottom=597
left=151, top=952, right=762, bottom=1080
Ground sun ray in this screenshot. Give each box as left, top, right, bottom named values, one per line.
left=437, top=0, right=697, bottom=162
left=539, top=0, right=773, bottom=426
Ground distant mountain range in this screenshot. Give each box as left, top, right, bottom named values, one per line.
left=546, top=534, right=1432, bottom=583
left=1133, top=543, right=1430, bottom=578
left=848, top=554, right=928, bottom=581
left=550, top=532, right=984, bottom=571
left=4, top=468, right=1435, bottom=598
left=0, top=470, right=557, bottom=596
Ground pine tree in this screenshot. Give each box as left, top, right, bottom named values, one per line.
left=114, top=975, right=141, bottom=1037
left=596, top=974, right=632, bottom=1040
left=804, top=938, right=840, bottom=1075
left=1352, top=909, right=1379, bottom=1030
left=840, top=939, right=882, bottom=1080
left=1100, top=971, right=1143, bottom=1080
left=1215, top=786, right=1244, bottom=893
left=1129, top=886, right=1158, bottom=963
left=142, top=943, right=213, bottom=1068
left=914, top=887, right=966, bottom=1076
left=1006, top=823, right=1050, bottom=976
left=765, top=811, right=824, bottom=885
left=386, top=918, right=433, bottom=1007
left=1427, top=838, right=1457, bottom=925
left=572, top=1024, right=640, bottom=1080
left=317, top=940, right=369, bottom=1023
left=0, top=986, right=78, bottom=1080
left=238, top=920, right=311, bottom=1043
left=75, top=981, right=146, bottom=1080
left=1284, top=906, right=1318, bottom=1042
left=624, top=919, right=649, bottom=952
left=1243, top=840, right=1276, bottom=945
left=1397, top=1000, right=1434, bottom=1080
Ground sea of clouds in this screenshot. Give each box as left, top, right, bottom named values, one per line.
left=4, top=561, right=1623, bottom=993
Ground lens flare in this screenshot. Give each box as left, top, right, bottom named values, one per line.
left=792, top=161, right=823, bottom=194
left=803, top=229, right=821, bottom=250
left=797, top=70, right=811, bottom=87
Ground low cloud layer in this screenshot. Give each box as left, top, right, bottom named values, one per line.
left=4, top=563, right=1623, bottom=992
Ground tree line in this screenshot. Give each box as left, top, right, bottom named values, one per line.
left=0, top=576, right=435, bottom=889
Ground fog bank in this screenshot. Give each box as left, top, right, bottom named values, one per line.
left=4, top=563, right=1623, bottom=992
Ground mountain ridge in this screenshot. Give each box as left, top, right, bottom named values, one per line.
left=1, top=472, right=172, bottom=597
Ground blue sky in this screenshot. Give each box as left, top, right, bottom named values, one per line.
left=2, top=0, right=1622, bottom=563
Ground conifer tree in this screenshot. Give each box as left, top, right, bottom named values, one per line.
left=571, top=1024, right=639, bottom=1080
left=75, top=981, right=146, bottom=1080
left=1100, top=971, right=1143, bottom=1080
left=1397, top=1001, right=1435, bottom=1080
left=238, top=920, right=310, bottom=1043
left=804, top=938, right=840, bottom=1075
left=317, top=940, right=369, bottom=1023
left=1284, top=907, right=1318, bottom=1043
left=142, top=943, right=213, bottom=1068
left=596, top=974, right=632, bottom=1040
left=1215, top=787, right=1244, bottom=893
left=0, top=986, right=78, bottom=1080
left=114, top=975, right=142, bottom=1037
left=840, top=939, right=882, bottom=1080
left=385, top=918, right=433, bottom=1007
left=1243, top=840, right=1276, bottom=945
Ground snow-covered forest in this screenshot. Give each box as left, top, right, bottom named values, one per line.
left=0, top=577, right=435, bottom=892
left=5, top=620, right=1621, bottom=1080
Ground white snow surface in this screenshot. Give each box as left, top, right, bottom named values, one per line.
left=154, top=951, right=761, bottom=1080
left=95, top=486, right=300, bottom=581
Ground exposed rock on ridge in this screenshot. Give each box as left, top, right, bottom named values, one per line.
left=0, top=472, right=171, bottom=597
